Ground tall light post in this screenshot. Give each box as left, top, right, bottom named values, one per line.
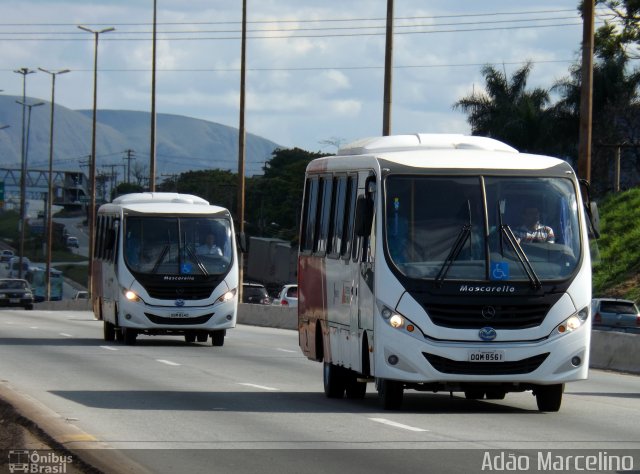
left=13, top=68, right=36, bottom=278
left=78, top=25, right=114, bottom=298
left=39, top=68, right=70, bottom=301
left=15, top=100, right=44, bottom=277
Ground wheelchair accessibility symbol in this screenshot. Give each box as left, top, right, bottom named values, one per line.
left=490, top=262, right=510, bottom=281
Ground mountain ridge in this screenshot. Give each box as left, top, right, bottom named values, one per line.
left=0, top=95, right=281, bottom=177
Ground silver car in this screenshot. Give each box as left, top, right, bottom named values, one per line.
left=592, top=298, right=640, bottom=329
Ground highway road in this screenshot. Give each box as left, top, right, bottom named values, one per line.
left=0, top=310, right=639, bottom=473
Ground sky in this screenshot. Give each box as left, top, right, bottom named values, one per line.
left=0, top=0, right=603, bottom=155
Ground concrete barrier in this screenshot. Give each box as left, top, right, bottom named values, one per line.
left=589, top=329, right=640, bottom=375
left=236, top=303, right=297, bottom=330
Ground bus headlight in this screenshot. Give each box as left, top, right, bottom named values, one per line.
left=217, top=288, right=236, bottom=304
left=553, top=306, right=589, bottom=336
left=123, top=288, right=142, bottom=302
left=380, top=305, right=422, bottom=338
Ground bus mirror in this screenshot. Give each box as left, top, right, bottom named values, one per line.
left=354, top=195, right=374, bottom=237
left=236, top=232, right=247, bottom=253
left=587, top=202, right=600, bottom=239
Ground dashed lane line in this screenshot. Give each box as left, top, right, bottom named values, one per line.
left=156, top=359, right=181, bottom=366
left=238, top=383, right=280, bottom=391
left=368, top=417, right=429, bottom=432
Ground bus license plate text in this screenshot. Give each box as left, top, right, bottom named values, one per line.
left=170, top=312, right=189, bottom=318
left=468, top=350, right=504, bottom=362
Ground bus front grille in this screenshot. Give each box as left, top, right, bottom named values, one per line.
left=423, top=352, right=549, bottom=375
left=144, top=313, right=214, bottom=325
left=144, top=285, right=214, bottom=300
left=424, top=303, right=549, bottom=329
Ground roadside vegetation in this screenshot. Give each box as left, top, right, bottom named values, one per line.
left=592, top=188, right=640, bottom=301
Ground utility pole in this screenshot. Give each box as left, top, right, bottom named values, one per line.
left=14, top=67, right=36, bottom=279
left=237, top=0, right=247, bottom=301
left=382, top=0, right=394, bottom=136
left=149, top=0, right=157, bottom=192
left=39, top=67, right=70, bottom=301
left=577, top=0, right=595, bottom=182
left=78, top=25, right=114, bottom=298
left=123, top=149, right=136, bottom=183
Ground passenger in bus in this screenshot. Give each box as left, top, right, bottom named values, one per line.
left=197, top=233, right=223, bottom=257
left=514, top=206, right=555, bottom=243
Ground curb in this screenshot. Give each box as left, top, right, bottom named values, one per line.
left=0, top=381, right=150, bottom=474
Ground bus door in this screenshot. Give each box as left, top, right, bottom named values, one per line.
left=350, top=175, right=376, bottom=372
left=101, top=217, right=119, bottom=321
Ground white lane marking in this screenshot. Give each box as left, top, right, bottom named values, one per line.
left=368, top=418, right=428, bottom=432
left=30, top=326, right=39, bottom=329
left=100, top=346, right=118, bottom=351
left=156, top=359, right=181, bottom=366
left=276, top=348, right=296, bottom=353
left=238, top=383, right=279, bottom=391
left=59, top=333, right=73, bottom=337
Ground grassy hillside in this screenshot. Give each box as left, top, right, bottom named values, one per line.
left=592, top=187, right=640, bottom=302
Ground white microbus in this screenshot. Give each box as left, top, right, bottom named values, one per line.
left=93, top=193, right=239, bottom=346
left=298, top=134, right=599, bottom=411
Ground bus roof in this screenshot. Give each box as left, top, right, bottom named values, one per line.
left=306, top=134, right=570, bottom=174
left=112, top=193, right=210, bottom=206
left=337, top=134, right=518, bottom=156
left=100, top=192, right=229, bottom=215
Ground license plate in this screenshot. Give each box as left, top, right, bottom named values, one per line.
left=9, top=298, right=20, bottom=304
left=468, top=350, right=505, bottom=362
left=169, top=312, right=189, bottom=318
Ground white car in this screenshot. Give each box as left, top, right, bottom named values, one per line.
left=274, top=284, right=298, bottom=308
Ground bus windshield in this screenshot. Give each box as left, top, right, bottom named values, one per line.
left=124, top=216, right=233, bottom=276
left=385, top=175, right=581, bottom=283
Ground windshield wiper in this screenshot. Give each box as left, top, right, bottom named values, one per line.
left=185, top=244, right=209, bottom=276
left=499, top=225, right=542, bottom=289
left=435, top=224, right=471, bottom=287
left=151, top=245, right=170, bottom=274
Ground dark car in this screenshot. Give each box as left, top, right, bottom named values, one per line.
left=0, top=279, right=34, bottom=310
left=592, top=298, right=640, bottom=329
left=242, top=283, right=272, bottom=305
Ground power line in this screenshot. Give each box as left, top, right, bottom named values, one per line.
left=0, top=9, right=587, bottom=27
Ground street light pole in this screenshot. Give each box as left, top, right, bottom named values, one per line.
left=13, top=68, right=36, bottom=278
left=39, top=68, right=70, bottom=301
left=78, top=25, right=114, bottom=298
left=15, top=100, right=44, bottom=277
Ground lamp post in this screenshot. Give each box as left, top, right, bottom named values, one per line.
left=15, top=100, right=44, bottom=277
left=13, top=68, right=36, bottom=278
left=39, top=68, right=70, bottom=301
left=78, top=25, right=114, bottom=298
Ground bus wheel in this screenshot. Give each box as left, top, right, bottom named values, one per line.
left=535, top=384, right=564, bottom=412
left=184, top=332, right=196, bottom=343
left=464, top=389, right=485, bottom=400
left=345, top=371, right=367, bottom=399
left=103, top=321, right=116, bottom=342
left=123, top=328, right=137, bottom=345
left=211, top=330, right=225, bottom=347
left=323, top=362, right=346, bottom=399
left=485, top=389, right=506, bottom=400
left=115, top=327, right=124, bottom=343
left=378, top=379, right=403, bottom=410
left=196, top=332, right=208, bottom=343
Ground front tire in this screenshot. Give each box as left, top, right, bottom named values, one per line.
left=323, top=362, right=346, bottom=398
left=211, top=330, right=225, bottom=346
left=123, top=328, right=138, bottom=345
left=535, top=384, right=564, bottom=412
left=103, top=321, right=116, bottom=342
left=378, top=379, right=404, bottom=410
left=345, top=371, right=367, bottom=399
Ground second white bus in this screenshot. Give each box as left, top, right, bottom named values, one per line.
left=298, top=134, right=598, bottom=411
left=93, top=192, right=239, bottom=346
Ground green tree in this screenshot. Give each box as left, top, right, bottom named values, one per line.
left=453, top=62, right=554, bottom=154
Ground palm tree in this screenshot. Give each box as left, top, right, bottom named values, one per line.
left=453, top=62, right=553, bottom=154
